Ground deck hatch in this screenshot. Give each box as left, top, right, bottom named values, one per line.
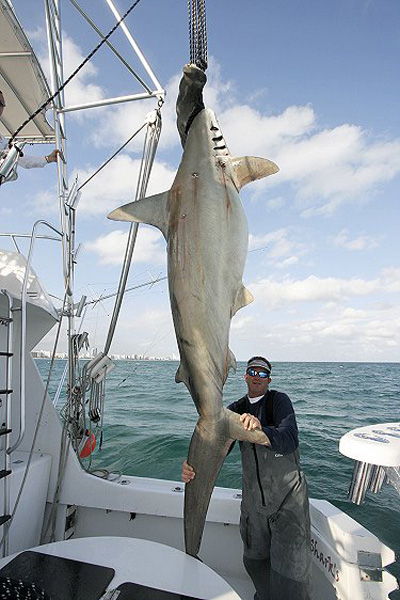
left=114, top=582, right=203, bottom=599
left=0, top=551, right=115, bottom=600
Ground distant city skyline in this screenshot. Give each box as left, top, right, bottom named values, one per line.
left=32, top=349, right=180, bottom=362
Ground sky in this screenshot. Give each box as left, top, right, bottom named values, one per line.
left=1, top=0, right=400, bottom=363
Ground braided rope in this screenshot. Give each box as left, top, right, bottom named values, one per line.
left=188, top=0, right=207, bottom=71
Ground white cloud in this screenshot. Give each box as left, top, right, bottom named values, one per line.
left=61, top=36, right=104, bottom=107
left=216, top=90, right=400, bottom=216
left=85, top=227, right=166, bottom=266
left=381, top=267, right=400, bottom=292
left=249, top=273, right=390, bottom=310
left=113, top=305, right=177, bottom=357
left=72, top=154, right=175, bottom=217
left=265, top=196, right=286, bottom=210
left=231, top=315, right=254, bottom=331
left=249, top=228, right=310, bottom=268
left=332, top=228, right=381, bottom=251
left=29, top=29, right=104, bottom=112
left=276, top=256, right=299, bottom=269
left=232, top=299, right=400, bottom=361
left=221, top=104, right=316, bottom=157
left=26, top=24, right=400, bottom=217
left=29, top=190, right=57, bottom=215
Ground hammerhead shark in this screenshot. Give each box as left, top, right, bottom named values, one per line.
left=108, top=65, right=279, bottom=557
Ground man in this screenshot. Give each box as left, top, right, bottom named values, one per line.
left=183, top=356, right=312, bottom=600
left=0, top=90, right=59, bottom=182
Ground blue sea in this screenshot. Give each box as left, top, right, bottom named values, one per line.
left=36, top=360, right=400, bottom=595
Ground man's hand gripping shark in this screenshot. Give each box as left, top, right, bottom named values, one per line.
left=108, top=65, right=279, bottom=557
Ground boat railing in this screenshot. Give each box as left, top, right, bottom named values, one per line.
left=7, top=220, right=63, bottom=455
left=0, top=289, right=14, bottom=556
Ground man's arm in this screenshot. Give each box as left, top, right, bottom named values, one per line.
left=19, top=148, right=60, bottom=169
left=262, top=392, right=299, bottom=454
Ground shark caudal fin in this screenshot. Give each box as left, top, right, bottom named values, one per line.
left=184, top=409, right=270, bottom=557
left=108, top=191, right=169, bottom=239
left=184, top=417, right=233, bottom=557
left=230, top=156, right=279, bottom=190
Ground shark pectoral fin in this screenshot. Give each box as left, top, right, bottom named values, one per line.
left=108, top=191, right=169, bottom=238
left=184, top=417, right=233, bottom=557
left=232, top=284, right=254, bottom=317
left=224, top=407, right=271, bottom=445
left=230, top=156, right=279, bottom=190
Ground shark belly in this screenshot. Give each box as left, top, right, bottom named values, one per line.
left=167, top=154, right=248, bottom=418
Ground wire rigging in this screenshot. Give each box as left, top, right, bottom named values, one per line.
left=188, top=0, right=208, bottom=71
left=8, top=0, right=144, bottom=146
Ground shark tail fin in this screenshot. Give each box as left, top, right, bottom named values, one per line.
left=184, top=410, right=270, bottom=557
left=108, top=191, right=169, bottom=239
left=230, top=156, right=279, bottom=190
left=184, top=417, right=233, bottom=557
left=224, top=407, right=271, bottom=444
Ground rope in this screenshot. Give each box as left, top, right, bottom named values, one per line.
left=197, top=0, right=207, bottom=70
left=188, top=0, right=207, bottom=71
left=8, top=0, right=144, bottom=146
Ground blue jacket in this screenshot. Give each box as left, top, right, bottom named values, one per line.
left=227, top=390, right=299, bottom=455
left=228, top=390, right=303, bottom=513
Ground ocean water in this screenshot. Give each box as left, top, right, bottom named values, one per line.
left=36, top=359, right=400, bottom=594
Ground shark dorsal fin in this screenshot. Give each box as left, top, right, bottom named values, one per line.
left=108, top=191, right=169, bottom=239
left=230, top=156, right=279, bottom=190
left=232, top=284, right=254, bottom=317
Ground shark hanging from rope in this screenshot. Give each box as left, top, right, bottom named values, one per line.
left=108, top=64, right=279, bottom=557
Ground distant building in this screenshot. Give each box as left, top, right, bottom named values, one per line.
left=32, top=349, right=179, bottom=361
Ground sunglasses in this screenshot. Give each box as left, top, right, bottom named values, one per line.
left=246, top=368, right=270, bottom=378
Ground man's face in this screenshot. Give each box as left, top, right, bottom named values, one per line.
left=244, top=367, right=271, bottom=398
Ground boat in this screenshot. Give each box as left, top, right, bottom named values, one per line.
left=0, top=1, right=399, bottom=598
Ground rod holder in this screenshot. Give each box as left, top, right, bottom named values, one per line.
left=348, top=461, right=373, bottom=505
left=368, top=465, right=386, bottom=494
